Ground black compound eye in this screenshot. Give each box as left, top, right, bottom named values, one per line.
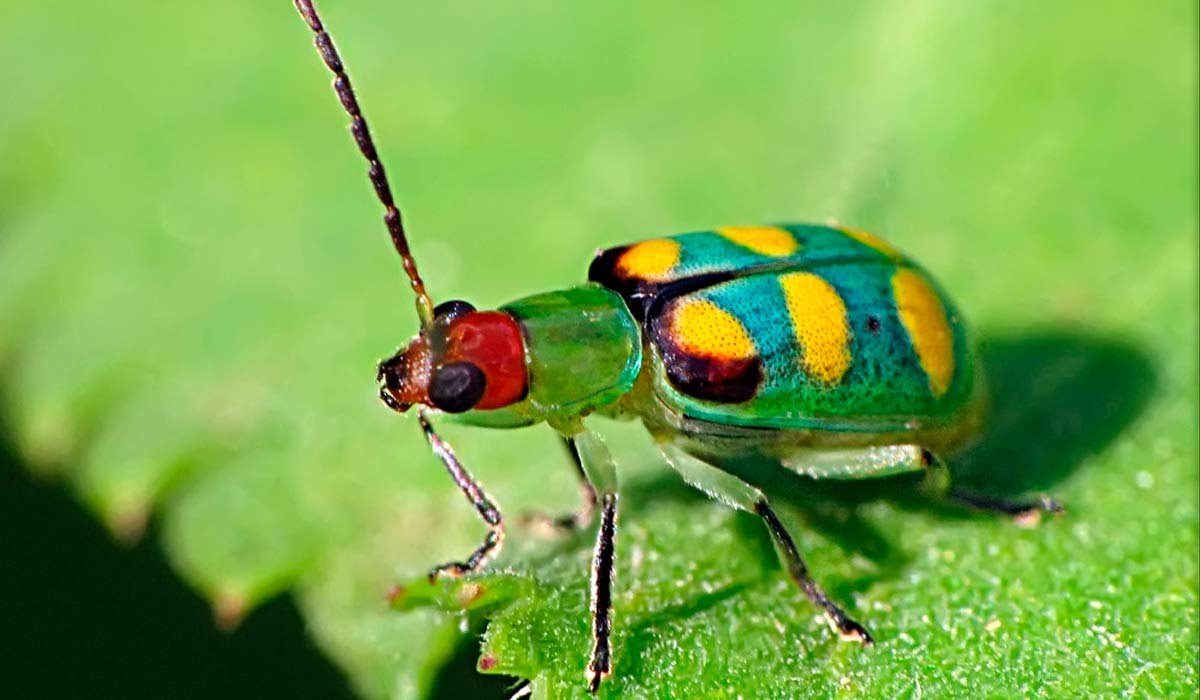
left=428, top=361, right=487, bottom=413
left=433, top=299, right=476, bottom=324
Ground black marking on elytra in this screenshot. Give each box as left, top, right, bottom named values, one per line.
left=640, top=271, right=738, bottom=326
left=587, top=245, right=637, bottom=297
left=648, top=301, right=762, bottom=404
left=866, top=315, right=882, bottom=334
left=588, top=244, right=739, bottom=322
left=661, top=349, right=763, bottom=404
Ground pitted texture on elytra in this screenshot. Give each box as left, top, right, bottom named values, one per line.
left=615, top=239, right=681, bottom=282
left=779, top=272, right=851, bottom=385
left=839, top=226, right=902, bottom=259
left=646, top=261, right=973, bottom=430
left=669, top=298, right=757, bottom=360
left=716, top=226, right=800, bottom=257
left=652, top=297, right=763, bottom=404
left=892, top=268, right=955, bottom=397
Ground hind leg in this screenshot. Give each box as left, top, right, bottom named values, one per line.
left=919, top=449, right=1063, bottom=525
left=781, top=443, right=1063, bottom=525
left=660, top=442, right=873, bottom=644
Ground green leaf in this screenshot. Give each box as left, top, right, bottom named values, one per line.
left=2, top=0, right=1194, bottom=698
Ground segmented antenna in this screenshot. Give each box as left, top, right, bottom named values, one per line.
left=294, top=0, right=435, bottom=328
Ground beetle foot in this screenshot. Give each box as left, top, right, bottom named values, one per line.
left=844, top=619, right=873, bottom=648
left=585, top=664, right=610, bottom=695
left=950, top=490, right=1065, bottom=527
left=1012, top=495, right=1065, bottom=528
left=835, top=617, right=875, bottom=645
left=427, top=561, right=471, bottom=582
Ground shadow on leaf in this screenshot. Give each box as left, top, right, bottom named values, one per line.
left=619, top=329, right=1155, bottom=596
left=954, top=329, right=1156, bottom=493
left=774, top=328, right=1157, bottom=512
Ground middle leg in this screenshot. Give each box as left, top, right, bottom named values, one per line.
left=520, top=436, right=599, bottom=535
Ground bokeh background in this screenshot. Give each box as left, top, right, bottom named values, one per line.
left=1, top=1, right=1196, bottom=698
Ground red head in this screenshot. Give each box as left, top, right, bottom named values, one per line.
left=378, top=300, right=529, bottom=414
left=295, top=3, right=526, bottom=416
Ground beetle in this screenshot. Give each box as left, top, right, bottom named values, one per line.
left=293, top=1, right=1062, bottom=693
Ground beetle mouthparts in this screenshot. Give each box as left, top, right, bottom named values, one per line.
left=377, top=336, right=434, bottom=411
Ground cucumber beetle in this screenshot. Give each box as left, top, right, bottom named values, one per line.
left=293, top=1, right=1062, bottom=693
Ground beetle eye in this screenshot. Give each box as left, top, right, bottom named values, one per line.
left=433, top=299, right=476, bottom=324
left=428, top=361, right=487, bottom=413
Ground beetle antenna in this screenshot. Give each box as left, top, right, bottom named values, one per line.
left=294, top=0, right=435, bottom=328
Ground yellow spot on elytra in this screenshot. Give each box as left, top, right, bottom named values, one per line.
left=840, top=226, right=901, bottom=259
left=717, top=226, right=799, bottom=257
left=779, top=272, right=852, bottom=385
left=616, top=239, right=680, bottom=280
left=670, top=299, right=756, bottom=360
left=892, top=268, right=955, bottom=397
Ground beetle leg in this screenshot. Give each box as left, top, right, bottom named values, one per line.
left=920, top=449, right=1064, bottom=526
left=417, top=411, right=505, bottom=580
left=781, top=444, right=928, bottom=480
left=587, top=491, right=618, bottom=694
left=949, top=491, right=1064, bottom=521
left=660, top=442, right=873, bottom=645
left=520, top=437, right=599, bottom=535
left=549, top=420, right=621, bottom=694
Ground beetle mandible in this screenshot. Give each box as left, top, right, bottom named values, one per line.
left=293, top=1, right=1062, bottom=693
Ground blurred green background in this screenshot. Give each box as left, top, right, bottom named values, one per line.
left=1, top=0, right=1195, bottom=698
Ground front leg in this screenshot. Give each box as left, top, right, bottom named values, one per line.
left=588, top=491, right=618, bottom=694
left=520, top=436, right=599, bottom=535
left=417, top=411, right=505, bottom=580
left=550, top=419, right=620, bottom=694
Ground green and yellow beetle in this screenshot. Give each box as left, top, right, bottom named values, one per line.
left=294, top=1, right=1061, bottom=693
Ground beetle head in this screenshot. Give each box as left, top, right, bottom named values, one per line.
left=378, top=300, right=529, bottom=414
